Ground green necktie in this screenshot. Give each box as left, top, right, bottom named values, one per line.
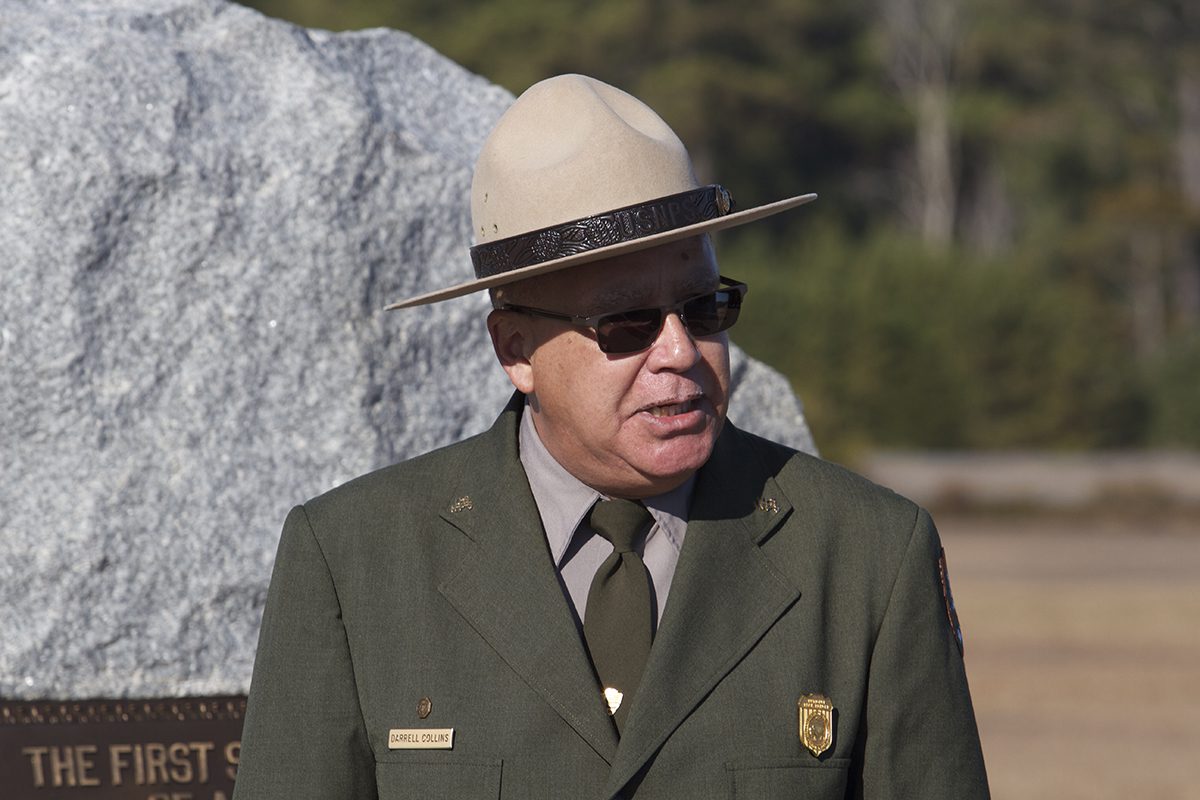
left=583, top=498, right=655, bottom=733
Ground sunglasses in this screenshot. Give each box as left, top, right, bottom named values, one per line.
left=497, top=276, right=747, bottom=354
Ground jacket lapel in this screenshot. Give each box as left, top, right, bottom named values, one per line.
left=603, top=425, right=801, bottom=797
left=436, top=395, right=619, bottom=763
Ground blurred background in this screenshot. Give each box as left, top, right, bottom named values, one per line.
left=239, top=0, right=1200, bottom=461
left=238, top=2, right=1200, bottom=797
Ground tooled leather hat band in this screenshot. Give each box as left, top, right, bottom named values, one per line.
left=470, top=184, right=733, bottom=279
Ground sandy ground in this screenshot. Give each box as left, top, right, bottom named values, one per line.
left=937, top=513, right=1200, bottom=800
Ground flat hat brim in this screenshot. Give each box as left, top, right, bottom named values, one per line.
left=385, top=192, right=817, bottom=309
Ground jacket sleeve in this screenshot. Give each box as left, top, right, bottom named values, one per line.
left=233, top=505, right=378, bottom=800
left=855, top=508, right=990, bottom=799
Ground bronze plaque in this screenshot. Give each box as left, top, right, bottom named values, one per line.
left=0, top=696, right=245, bottom=800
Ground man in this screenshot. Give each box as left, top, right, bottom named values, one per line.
left=233, top=74, right=989, bottom=799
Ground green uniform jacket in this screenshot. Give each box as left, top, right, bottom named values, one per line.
left=234, top=395, right=989, bottom=799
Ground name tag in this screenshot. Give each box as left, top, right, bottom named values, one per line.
left=388, top=728, right=455, bottom=750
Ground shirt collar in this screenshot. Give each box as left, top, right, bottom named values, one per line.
left=518, top=401, right=693, bottom=566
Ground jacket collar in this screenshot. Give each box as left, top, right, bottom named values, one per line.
left=435, top=393, right=621, bottom=762
left=435, top=397, right=801, bottom=790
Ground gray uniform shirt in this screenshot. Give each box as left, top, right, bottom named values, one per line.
left=518, top=404, right=692, bottom=629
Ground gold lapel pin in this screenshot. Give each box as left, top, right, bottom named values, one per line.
left=449, top=496, right=473, bottom=513
left=757, top=497, right=779, bottom=514
left=798, top=693, right=834, bottom=757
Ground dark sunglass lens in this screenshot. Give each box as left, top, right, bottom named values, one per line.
left=596, top=309, right=663, bottom=353
left=683, top=291, right=739, bottom=336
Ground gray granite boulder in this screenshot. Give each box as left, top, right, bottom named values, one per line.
left=0, top=0, right=816, bottom=700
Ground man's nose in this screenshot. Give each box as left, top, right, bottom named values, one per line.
left=646, top=312, right=701, bottom=371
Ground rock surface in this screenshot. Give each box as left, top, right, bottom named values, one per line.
left=0, top=0, right=815, bottom=700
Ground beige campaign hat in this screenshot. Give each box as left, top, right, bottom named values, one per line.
left=386, top=74, right=816, bottom=309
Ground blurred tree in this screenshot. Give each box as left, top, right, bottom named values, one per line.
left=1170, top=4, right=1200, bottom=331
left=960, top=0, right=1199, bottom=352
left=720, top=227, right=1145, bottom=461
left=879, top=0, right=961, bottom=245
left=1146, top=333, right=1200, bottom=446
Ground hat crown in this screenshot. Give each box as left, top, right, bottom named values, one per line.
left=471, top=74, right=700, bottom=244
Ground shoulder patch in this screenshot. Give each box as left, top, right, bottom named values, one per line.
left=937, top=547, right=964, bottom=656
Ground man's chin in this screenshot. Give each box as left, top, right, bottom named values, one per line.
left=632, top=432, right=719, bottom=488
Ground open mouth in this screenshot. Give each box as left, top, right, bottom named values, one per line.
left=646, top=399, right=697, bottom=418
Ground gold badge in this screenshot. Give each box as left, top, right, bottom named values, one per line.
left=798, top=694, right=834, bottom=757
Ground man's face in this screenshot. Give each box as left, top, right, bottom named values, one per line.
left=488, top=236, right=731, bottom=498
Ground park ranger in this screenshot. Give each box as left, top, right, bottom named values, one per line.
left=233, top=73, right=989, bottom=799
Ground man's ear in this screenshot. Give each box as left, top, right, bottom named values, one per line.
left=487, top=309, right=536, bottom=394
